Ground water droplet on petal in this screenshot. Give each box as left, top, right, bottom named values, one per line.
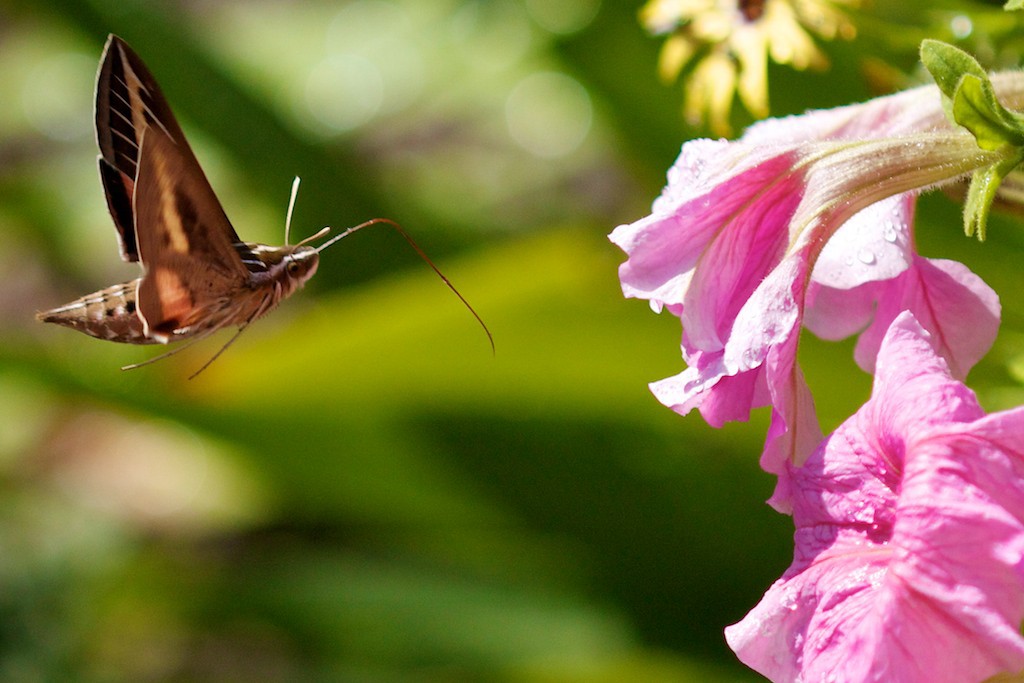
left=780, top=589, right=800, bottom=612
left=857, top=249, right=876, bottom=265
left=883, top=222, right=898, bottom=243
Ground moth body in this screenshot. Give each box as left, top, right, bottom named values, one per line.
left=38, top=242, right=322, bottom=345
left=36, top=279, right=151, bottom=344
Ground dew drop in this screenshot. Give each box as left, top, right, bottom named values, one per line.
left=857, top=249, right=876, bottom=265
left=882, top=222, right=898, bottom=243
left=779, top=589, right=800, bottom=613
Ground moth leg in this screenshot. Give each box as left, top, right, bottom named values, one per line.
left=186, top=294, right=272, bottom=380
left=121, top=328, right=218, bottom=372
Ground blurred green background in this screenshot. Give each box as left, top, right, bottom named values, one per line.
left=1, top=0, right=1024, bottom=680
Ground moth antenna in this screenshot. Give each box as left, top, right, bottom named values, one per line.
left=317, top=218, right=494, bottom=354
left=285, top=176, right=301, bottom=245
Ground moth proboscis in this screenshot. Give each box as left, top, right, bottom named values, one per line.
left=36, top=34, right=492, bottom=379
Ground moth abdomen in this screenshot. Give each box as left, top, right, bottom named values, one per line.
left=37, top=279, right=158, bottom=344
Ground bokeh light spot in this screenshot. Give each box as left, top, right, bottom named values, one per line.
left=21, top=51, right=95, bottom=141
left=525, top=0, right=601, bottom=35
left=950, top=15, right=973, bottom=39
left=304, top=54, right=384, bottom=133
left=506, top=72, right=592, bottom=158
left=451, top=0, right=532, bottom=72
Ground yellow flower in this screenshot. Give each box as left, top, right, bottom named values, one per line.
left=642, top=0, right=858, bottom=136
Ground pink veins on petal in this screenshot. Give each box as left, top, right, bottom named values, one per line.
left=611, top=81, right=1005, bottom=504
left=726, top=313, right=1024, bottom=683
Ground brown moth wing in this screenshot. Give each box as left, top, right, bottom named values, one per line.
left=133, top=127, right=251, bottom=342
left=95, top=34, right=249, bottom=263
left=97, top=34, right=192, bottom=262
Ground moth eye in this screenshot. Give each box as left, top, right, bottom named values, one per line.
left=286, top=260, right=301, bottom=275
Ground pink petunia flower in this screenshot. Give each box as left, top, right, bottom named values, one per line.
left=725, top=312, right=1024, bottom=683
left=610, top=76, right=1024, bottom=509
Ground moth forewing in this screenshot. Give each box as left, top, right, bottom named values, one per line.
left=132, top=126, right=251, bottom=341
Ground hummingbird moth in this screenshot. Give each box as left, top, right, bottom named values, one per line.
left=37, top=34, right=491, bottom=377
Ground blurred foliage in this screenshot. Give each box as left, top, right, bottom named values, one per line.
left=0, top=0, right=1023, bottom=681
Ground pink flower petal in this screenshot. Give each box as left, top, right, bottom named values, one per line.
left=611, top=79, right=1013, bottom=486
left=854, top=257, right=1000, bottom=379
left=806, top=256, right=1000, bottom=380
left=810, top=195, right=914, bottom=290
left=612, top=142, right=800, bottom=342
left=727, top=313, right=1024, bottom=683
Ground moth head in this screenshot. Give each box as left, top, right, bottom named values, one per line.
left=278, top=245, right=320, bottom=294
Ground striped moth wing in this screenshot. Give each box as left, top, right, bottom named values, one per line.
left=95, top=34, right=256, bottom=341
left=132, top=126, right=252, bottom=341
left=96, top=35, right=242, bottom=261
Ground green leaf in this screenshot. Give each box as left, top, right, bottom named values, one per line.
left=922, top=41, right=1024, bottom=150
left=922, top=40, right=1024, bottom=239
left=955, top=74, right=1024, bottom=150
left=964, top=149, right=1024, bottom=240
left=1006, top=0, right=1024, bottom=10
left=920, top=39, right=987, bottom=101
